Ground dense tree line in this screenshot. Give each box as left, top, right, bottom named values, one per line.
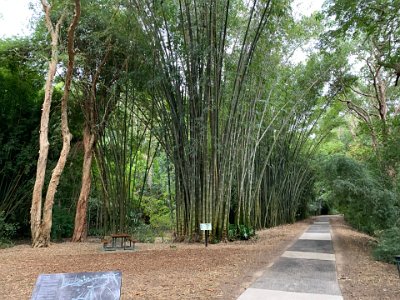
left=316, top=0, right=400, bottom=261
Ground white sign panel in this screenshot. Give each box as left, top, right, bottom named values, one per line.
left=200, top=223, right=212, bottom=230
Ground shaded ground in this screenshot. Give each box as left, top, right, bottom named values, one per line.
left=1, top=216, right=399, bottom=299
left=331, top=216, right=400, bottom=300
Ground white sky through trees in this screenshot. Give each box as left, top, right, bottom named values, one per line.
left=0, top=0, right=324, bottom=38
left=0, top=0, right=34, bottom=38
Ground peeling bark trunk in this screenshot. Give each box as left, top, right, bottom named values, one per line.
left=71, top=40, right=116, bottom=241
left=31, top=0, right=81, bottom=248
left=30, top=24, right=59, bottom=247
left=72, top=124, right=95, bottom=242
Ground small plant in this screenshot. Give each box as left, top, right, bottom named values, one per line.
left=0, top=211, right=17, bottom=248
left=150, top=213, right=172, bottom=238
left=228, top=224, right=237, bottom=241
left=228, top=224, right=255, bottom=241
left=87, top=227, right=104, bottom=237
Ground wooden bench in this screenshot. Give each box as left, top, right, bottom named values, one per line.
left=101, top=237, right=116, bottom=251
left=125, top=236, right=138, bottom=250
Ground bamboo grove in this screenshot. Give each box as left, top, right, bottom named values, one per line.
left=131, top=0, right=331, bottom=241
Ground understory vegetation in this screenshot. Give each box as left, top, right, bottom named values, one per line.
left=0, top=0, right=399, bottom=263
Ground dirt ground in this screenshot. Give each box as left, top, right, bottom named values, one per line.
left=0, top=216, right=399, bottom=299
left=331, top=216, right=400, bottom=300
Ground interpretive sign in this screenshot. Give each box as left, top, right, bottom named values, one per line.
left=31, top=271, right=122, bottom=300
left=200, top=223, right=212, bottom=231
left=200, top=223, right=212, bottom=247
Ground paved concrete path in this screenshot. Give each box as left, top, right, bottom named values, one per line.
left=237, top=216, right=343, bottom=300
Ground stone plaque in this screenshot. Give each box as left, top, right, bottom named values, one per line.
left=31, top=271, right=122, bottom=300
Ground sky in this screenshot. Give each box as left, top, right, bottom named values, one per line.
left=0, top=0, right=325, bottom=39
left=292, top=0, right=324, bottom=20
left=0, top=0, right=36, bottom=38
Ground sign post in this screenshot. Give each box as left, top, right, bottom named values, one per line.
left=200, top=223, right=212, bottom=247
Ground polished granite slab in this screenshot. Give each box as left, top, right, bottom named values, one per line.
left=31, top=271, right=122, bottom=300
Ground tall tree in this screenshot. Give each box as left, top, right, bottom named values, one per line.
left=72, top=0, right=136, bottom=240
left=30, top=0, right=81, bottom=247
left=323, top=0, right=400, bottom=176
left=325, top=0, right=400, bottom=83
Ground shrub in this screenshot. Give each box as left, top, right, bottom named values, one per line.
left=228, top=224, right=237, bottom=241
left=228, top=224, right=255, bottom=241
left=150, top=213, right=172, bottom=240
left=87, top=227, right=103, bottom=237
left=321, top=155, right=398, bottom=235
left=373, top=227, right=400, bottom=263
left=130, top=223, right=155, bottom=243
left=0, top=211, right=17, bottom=248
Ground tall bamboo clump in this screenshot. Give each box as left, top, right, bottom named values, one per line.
left=94, top=87, right=158, bottom=234
left=132, top=0, right=278, bottom=241
left=133, top=0, right=327, bottom=241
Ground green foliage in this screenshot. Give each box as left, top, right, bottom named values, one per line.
left=125, top=195, right=174, bottom=243
left=373, top=227, right=400, bottom=263
left=0, top=38, right=43, bottom=232
left=320, top=155, right=398, bottom=235
left=228, top=224, right=255, bottom=241
left=130, top=223, right=155, bottom=243
left=3, top=0, right=396, bottom=249
left=0, top=38, right=41, bottom=176
left=228, top=224, right=236, bottom=241
left=307, top=198, right=333, bottom=216
left=150, top=214, right=172, bottom=236
left=325, top=0, right=400, bottom=70
left=140, top=195, right=173, bottom=234
left=0, top=211, right=17, bottom=248
left=126, top=207, right=169, bottom=243
left=51, top=207, right=74, bottom=241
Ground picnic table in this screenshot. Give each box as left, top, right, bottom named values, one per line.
left=112, top=233, right=132, bottom=249
left=102, top=233, right=136, bottom=251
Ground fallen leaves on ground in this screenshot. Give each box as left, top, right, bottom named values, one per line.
left=331, top=216, right=400, bottom=300
left=0, top=221, right=308, bottom=299
left=2, top=216, right=397, bottom=299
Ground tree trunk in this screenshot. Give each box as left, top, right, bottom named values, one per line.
left=31, top=0, right=80, bottom=247
left=72, top=124, right=95, bottom=242
left=71, top=39, right=116, bottom=239
left=30, top=20, right=59, bottom=246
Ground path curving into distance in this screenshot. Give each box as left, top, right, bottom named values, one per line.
left=237, top=216, right=343, bottom=300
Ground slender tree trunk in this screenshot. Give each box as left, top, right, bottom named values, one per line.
left=31, top=0, right=80, bottom=247
left=72, top=124, right=95, bottom=241
left=30, top=6, right=62, bottom=247
left=72, top=41, right=116, bottom=239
